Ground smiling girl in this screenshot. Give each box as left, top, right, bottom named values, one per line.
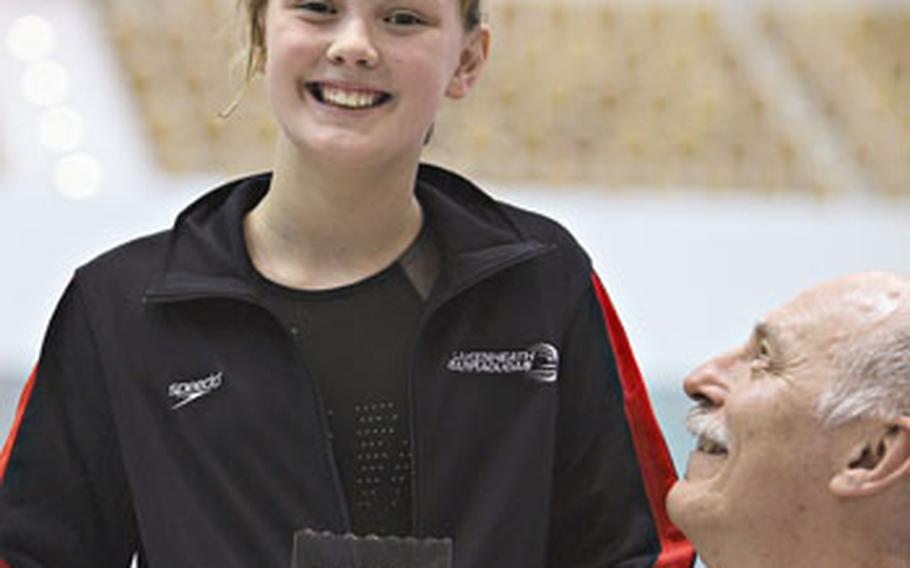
left=0, top=1, right=692, bottom=567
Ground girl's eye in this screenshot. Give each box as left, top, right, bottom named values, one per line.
left=297, top=1, right=337, bottom=15
left=384, top=10, right=427, bottom=26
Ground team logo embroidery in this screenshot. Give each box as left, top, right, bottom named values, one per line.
left=446, top=343, right=560, bottom=383
left=168, top=371, right=223, bottom=410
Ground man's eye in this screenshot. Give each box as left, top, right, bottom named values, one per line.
left=757, top=338, right=771, bottom=360
left=749, top=338, right=775, bottom=375
left=385, top=10, right=426, bottom=26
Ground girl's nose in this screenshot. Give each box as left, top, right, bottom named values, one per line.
left=326, top=18, right=379, bottom=68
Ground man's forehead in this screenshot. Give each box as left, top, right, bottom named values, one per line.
left=764, top=273, right=909, bottom=342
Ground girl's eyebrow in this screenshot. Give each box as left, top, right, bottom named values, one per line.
left=384, top=0, right=442, bottom=5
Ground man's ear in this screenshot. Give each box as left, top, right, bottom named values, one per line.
left=830, top=417, right=910, bottom=498
left=446, top=24, right=491, bottom=100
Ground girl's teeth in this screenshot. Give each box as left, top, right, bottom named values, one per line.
left=323, top=86, right=380, bottom=109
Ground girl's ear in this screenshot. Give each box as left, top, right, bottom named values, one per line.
left=829, top=417, right=910, bottom=498
left=446, top=25, right=491, bottom=100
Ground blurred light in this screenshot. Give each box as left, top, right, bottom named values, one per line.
left=38, top=107, right=85, bottom=152
left=54, top=153, right=103, bottom=200
left=20, top=60, right=69, bottom=107
left=6, top=15, right=56, bottom=62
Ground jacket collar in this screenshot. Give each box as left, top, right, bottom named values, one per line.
left=144, top=164, right=550, bottom=304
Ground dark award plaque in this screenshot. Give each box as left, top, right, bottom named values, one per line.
left=291, top=530, right=453, bottom=568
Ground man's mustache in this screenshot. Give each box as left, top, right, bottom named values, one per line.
left=685, top=400, right=731, bottom=450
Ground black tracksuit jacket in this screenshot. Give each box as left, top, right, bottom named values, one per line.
left=0, top=165, right=693, bottom=568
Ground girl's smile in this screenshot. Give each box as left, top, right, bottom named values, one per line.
left=303, top=80, right=393, bottom=110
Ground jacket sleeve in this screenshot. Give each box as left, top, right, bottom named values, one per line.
left=547, top=272, right=695, bottom=568
left=0, top=278, right=138, bottom=568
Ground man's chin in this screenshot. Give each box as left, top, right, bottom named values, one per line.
left=684, top=449, right=727, bottom=480
left=665, top=475, right=723, bottom=539
left=665, top=480, right=690, bottom=529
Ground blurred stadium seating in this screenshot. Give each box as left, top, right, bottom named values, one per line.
left=93, top=0, right=909, bottom=197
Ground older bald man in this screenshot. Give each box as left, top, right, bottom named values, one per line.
left=667, top=272, right=910, bottom=568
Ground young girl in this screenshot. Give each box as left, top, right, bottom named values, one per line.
left=0, top=1, right=693, bottom=566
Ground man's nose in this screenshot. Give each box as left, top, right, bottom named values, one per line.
left=682, top=349, right=738, bottom=407
left=326, top=18, right=379, bottom=68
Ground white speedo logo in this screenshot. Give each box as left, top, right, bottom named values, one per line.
left=168, top=371, right=223, bottom=410
left=446, top=343, right=559, bottom=383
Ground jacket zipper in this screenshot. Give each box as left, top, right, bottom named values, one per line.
left=406, top=244, right=556, bottom=536
left=285, top=322, right=353, bottom=532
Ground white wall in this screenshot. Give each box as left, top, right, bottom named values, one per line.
left=505, top=189, right=910, bottom=383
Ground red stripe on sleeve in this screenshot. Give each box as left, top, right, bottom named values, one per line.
left=0, top=365, right=38, bottom=485
left=0, top=558, right=10, bottom=568
left=590, top=273, right=694, bottom=568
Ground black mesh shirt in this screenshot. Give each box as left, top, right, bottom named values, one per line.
left=256, top=226, right=439, bottom=537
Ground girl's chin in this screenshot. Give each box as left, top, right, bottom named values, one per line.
left=282, top=130, right=423, bottom=167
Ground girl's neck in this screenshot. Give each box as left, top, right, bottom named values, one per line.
left=244, top=138, right=424, bottom=290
